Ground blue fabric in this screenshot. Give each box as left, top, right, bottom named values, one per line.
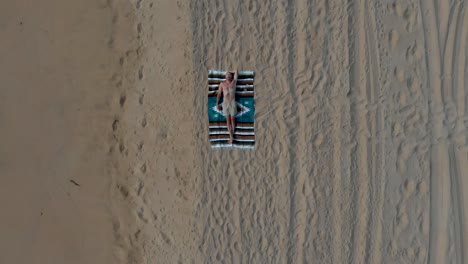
left=207, top=96, right=255, bottom=123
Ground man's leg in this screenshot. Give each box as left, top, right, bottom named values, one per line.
left=223, top=102, right=230, bottom=138
left=230, top=115, right=235, bottom=141
left=227, top=116, right=233, bottom=143
left=226, top=116, right=231, bottom=137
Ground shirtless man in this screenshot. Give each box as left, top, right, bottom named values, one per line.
left=216, top=69, right=238, bottom=144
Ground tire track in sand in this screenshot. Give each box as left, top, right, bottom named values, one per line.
left=347, top=0, right=371, bottom=262
left=190, top=1, right=223, bottom=262
left=280, top=0, right=305, bottom=263
left=444, top=3, right=468, bottom=264
left=452, top=7, right=468, bottom=264
left=336, top=1, right=354, bottom=262
left=293, top=0, right=329, bottom=262
left=327, top=0, right=348, bottom=262
left=419, top=0, right=452, bottom=263
left=243, top=0, right=290, bottom=262
left=363, top=1, right=386, bottom=262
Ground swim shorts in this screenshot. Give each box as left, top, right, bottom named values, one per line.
left=222, top=101, right=237, bottom=116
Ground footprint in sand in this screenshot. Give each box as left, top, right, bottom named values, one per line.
left=406, top=41, right=422, bottom=63
left=403, top=6, right=417, bottom=32
left=119, top=140, right=125, bottom=154
left=138, top=65, right=144, bottom=80
left=394, top=67, right=405, bottom=83
left=119, top=94, right=126, bottom=108
left=135, top=0, right=143, bottom=9
left=160, top=231, right=173, bottom=245
left=389, top=30, right=399, bottom=49
left=133, top=229, right=141, bottom=240
left=388, top=240, right=399, bottom=257
left=388, top=1, right=404, bottom=17
left=406, top=75, right=420, bottom=97
left=396, top=212, right=409, bottom=229
left=403, top=179, right=415, bottom=197
left=137, top=207, right=149, bottom=223
left=137, top=22, right=142, bottom=36
left=118, top=184, right=129, bottom=199
left=397, top=142, right=411, bottom=174
left=137, top=141, right=144, bottom=152
left=112, top=119, right=119, bottom=131
left=416, top=180, right=428, bottom=196
left=139, top=94, right=144, bottom=105
left=140, top=162, right=147, bottom=173
left=136, top=180, right=144, bottom=196
left=141, top=114, right=147, bottom=128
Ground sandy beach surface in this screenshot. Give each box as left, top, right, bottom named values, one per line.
left=1, top=0, right=468, bottom=263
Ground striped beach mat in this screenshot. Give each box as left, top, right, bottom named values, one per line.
left=208, top=69, right=255, bottom=149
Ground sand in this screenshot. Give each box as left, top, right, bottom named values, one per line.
left=1, top=0, right=467, bottom=263
left=0, top=0, right=137, bottom=263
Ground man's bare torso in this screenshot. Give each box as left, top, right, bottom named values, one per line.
left=220, top=80, right=236, bottom=102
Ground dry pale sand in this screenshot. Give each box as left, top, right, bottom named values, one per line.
left=1, top=0, right=468, bottom=263
left=0, top=0, right=138, bottom=263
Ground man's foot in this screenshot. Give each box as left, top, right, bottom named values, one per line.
left=228, top=137, right=233, bottom=144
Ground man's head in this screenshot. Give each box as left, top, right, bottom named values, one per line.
left=225, top=72, right=233, bottom=81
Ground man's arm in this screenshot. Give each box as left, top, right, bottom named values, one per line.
left=233, top=69, right=238, bottom=83
left=216, top=84, right=223, bottom=110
